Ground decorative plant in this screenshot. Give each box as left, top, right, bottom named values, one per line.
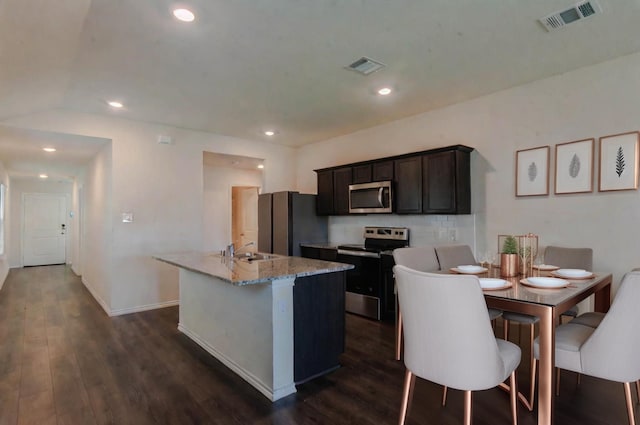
left=500, top=235, right=519, bottom=277
left=502, top=235, right=518, bottom=254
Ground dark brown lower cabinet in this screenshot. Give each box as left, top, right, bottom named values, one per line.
left=293, top=271, right=346, bottom=383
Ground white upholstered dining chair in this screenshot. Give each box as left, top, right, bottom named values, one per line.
left=545, top=246, right=594, bottom=320
left=533, top=270, right=640, bottom=425
left=433, top=244, right=477, bottom=271
left=395, top=266, right=521, bottom=425
left=392, top=246, right=440, bottom=361
left=433, top=244, right=503, bottom=320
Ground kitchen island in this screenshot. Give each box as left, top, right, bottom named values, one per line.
left=154, top=251, right=353, bottom=401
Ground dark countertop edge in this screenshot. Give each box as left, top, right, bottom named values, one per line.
left=299, top=243, right=338, bottom=249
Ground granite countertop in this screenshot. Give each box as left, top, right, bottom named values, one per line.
left=154, top=251, right=353, bottom=286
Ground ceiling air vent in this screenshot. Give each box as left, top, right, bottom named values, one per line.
left=539, top=0, right=602, bottom=31
left=346, top=57, right=385, bottom=75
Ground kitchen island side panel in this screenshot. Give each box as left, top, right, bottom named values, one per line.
left=177, top=268, right=296, bottom=401
left=293, top=271, right=346, bottom=383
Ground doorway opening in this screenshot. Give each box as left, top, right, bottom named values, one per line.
left=202, top=151, right=264, bottom=252
left=231, top=186, right=259, bottom=255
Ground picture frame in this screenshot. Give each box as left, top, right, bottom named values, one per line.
left=554, top=138, right=594, bottom=194
left=516, top=146, right=549, bottom=197
left=598, top=131, right=639, bottom=192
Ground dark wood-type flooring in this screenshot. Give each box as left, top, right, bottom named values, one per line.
left=0, top=265, right=633, bottom=424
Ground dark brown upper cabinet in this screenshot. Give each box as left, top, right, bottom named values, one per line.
left=394, top=156, right=422, bottom=214
left=333, top=167, right=353, bottom=215
left=372, top=160, right=394, bottom=181
left=315, top=167, right=352, bottom=215
left=314, top=145, right=472, bottom=216
left=422, top=149, right=471, bottom=214
left=352, top=164, right=372, bottom=184
left=315, top=169, right=334, bottom=215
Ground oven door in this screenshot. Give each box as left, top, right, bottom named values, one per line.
left=337, top=249, right=381, bottom=320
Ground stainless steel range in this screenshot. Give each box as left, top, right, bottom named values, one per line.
left=337, top=226, right=409, bottom=320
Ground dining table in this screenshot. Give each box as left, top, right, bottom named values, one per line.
left=452, top=265, right=612, bottom=425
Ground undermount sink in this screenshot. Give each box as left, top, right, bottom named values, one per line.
left=236, top=253, right=279, bottom=262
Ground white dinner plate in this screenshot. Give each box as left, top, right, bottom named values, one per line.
left=532, top=264, right=560, bottom=271
left=478, top=278, right=512, bottom=290
left=457, top=265, right=485, bottom=273
left=552, top=269, right=594, bottom=279
left=450, top=266, right=488, bottom=274
left=520, top=277, right=570, bottom=289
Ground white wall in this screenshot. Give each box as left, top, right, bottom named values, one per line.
left=298, top=51, right=640, bottom=292
left=0, top=161, right=8, bottom=289
left=81, top=143, right=112, bottom=312
left=70, top=178, right=82, bottom=276
left=7, top=178, right=73, bottom=268
left=3, top=110, right=297, bottom=315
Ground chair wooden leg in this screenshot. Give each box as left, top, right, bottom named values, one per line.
left=501, top=323, right=535, bottom=412
left=442, top=386, right=448, bottom=406
left=464, top=390, right=472, bottom=425
left=555, top=367, right=561, bottom=396
left=503, top=319, right=510, bottom=340
left=636, top=380, right=640, bottom=404
left=624, top=382, right=636, bottom=425
left=396, top=310, right=403, bottom=361
left=399, top=369, right=415, bottom=425
left=510, top=371, right=519, bottom=425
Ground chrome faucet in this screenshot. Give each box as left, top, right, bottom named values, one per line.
left=234, top=241, right=255, bottom=256
left=225, top=241, right=255, bottom=258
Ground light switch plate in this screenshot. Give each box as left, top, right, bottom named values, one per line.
left=122, top=212, right=133, bottom=223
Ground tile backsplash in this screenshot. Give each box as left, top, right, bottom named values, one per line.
left=328, top=214, right=476, bottom=251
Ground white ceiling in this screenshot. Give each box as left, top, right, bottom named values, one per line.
left=2, top=0, right=640, bottom=178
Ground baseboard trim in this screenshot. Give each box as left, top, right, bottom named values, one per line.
left=110, top=300, right=179, bottom=317
left=81, top=276, right=112, bottom=316
left=0, top=264, right=7, bottom=292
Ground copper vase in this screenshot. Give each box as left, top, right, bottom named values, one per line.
left=500, top=253, right=519, bottom=277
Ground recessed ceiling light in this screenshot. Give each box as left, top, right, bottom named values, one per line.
left=257, top=164, right=265, bottom=169
left=173, top=8, right=195, bottom=22
left=108, top=101, right=124, bottom=108
left=377, top=87, right=392, bottom=96
left=43, top=147, right=56, bottom=153
left=264, top=130, right=276, bottom=136
left=39, top=174, right=48, bottom=179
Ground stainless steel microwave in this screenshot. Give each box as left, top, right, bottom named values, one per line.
left=348, top=181, right=393, bottom=213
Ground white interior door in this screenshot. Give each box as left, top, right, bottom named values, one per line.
left=23, top=193, right=67, bottom=266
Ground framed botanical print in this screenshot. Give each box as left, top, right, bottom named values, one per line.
left=555, top=138, right=594, bottom=194
left=516, top=146, right=549, bottom=197
left=598, top=131, right=639, bottom=192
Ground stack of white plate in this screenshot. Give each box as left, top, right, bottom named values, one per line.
left=554, top=269, right=592, bottom=278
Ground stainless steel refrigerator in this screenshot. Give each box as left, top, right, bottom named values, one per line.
left=258, top=191, right=328, bottom=257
